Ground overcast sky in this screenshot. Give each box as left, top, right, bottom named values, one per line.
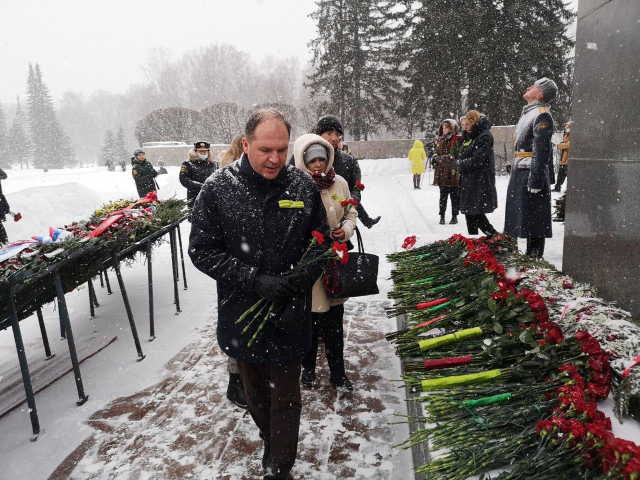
left=0, top=0, right=318, bottom=104
left=0, top=0, right=578, bottom=106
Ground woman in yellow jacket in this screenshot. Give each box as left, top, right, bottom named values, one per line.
left=408, top=139, right=427, bottom=189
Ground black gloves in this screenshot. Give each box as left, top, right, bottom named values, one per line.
left=269, top=297, right=305, bottom=329
left=253, top=274, right=300, bottom=306
left=282, top=271, right=312, bottom=293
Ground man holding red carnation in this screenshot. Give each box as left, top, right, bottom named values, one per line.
left=189, top=109, right=330, bottom=480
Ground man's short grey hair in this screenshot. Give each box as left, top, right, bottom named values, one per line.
left=245, top=109, right=292, bottom=140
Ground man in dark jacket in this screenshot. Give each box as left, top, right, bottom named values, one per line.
left=504, top=78, right=558, bottom=257
left=315, top=115, right=381, bottom=228
left=189, top=109, right=330, bottom=480
left=179, top=141, right=218, bottom=206
left=131, top=149, right=158, bottom=198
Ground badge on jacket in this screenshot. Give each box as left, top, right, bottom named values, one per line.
left=279, top=200, right=304, bottom=208
left=180, top=166, right=187, bottom=173
left=538, top=121, right=549, bottom=130
left=133, top=170, right=138, bottom=176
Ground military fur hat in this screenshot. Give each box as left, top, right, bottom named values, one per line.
left=194, top=141, right=211, bottom=149
left=133, top=148, right=145, bottom=157
left=315, top=115, right=343, bottom=137
left=535, top=77, right=558, bottom=103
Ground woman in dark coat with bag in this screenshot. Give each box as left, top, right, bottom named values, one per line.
left=456, top=111, right=499, bottom=236
left=432, top=119, right=463, bottom=224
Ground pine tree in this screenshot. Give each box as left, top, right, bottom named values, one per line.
left=26, top=63, right=76, bottom=169
left=306, top=0, right=402, bottom=140
left=397, top=0, right=574, bottom=133
left=101, top=130, right=116, bottom=168
left=114, top=126, right=128, bottom=166
left=0, top=101, right=8, bottom=168
left=8, top=97, right=29, bottom=169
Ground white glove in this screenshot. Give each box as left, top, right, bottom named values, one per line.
left=528, top=187, right=542, bottom=193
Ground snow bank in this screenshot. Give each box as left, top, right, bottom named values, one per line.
left=2, top=167, right=186, bottom=243
left=4, top=183, right=103, bottom=241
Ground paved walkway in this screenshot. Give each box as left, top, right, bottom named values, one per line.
left=49, top=299, right=411, bottom=480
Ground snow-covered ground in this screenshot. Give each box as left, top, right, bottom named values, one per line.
left=0, top=160, right=574, bottom=479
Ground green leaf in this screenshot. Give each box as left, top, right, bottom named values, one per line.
left=487, top=297, right=497, bottom=313
left=454, top=299, right=467, bottom=307
left=493, top=322, right=503, bottom=334
left=476, top=309, right=493, bottom=321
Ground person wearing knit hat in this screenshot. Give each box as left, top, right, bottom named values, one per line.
left=315, top=115, right=381, bottom=229
left=504, top=79, right=558, bottom=258
left=292, top=133, right=357, bottom=392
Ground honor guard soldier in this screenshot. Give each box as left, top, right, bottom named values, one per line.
left=179, top=141, right=218, bottom=206
left=504, top=77, right=558, bottom=258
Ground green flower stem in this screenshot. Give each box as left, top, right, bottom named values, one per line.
left=248, top=303, right=275, bottom=347
left=236, top=297, right=267, bottom=324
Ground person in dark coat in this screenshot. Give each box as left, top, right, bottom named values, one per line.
left=456, top=111, right=499, bottom=236
left=189, top=109, right=330, bottom=480
left=504, top=78, right=558, bottom=257
left=157, top=160, right=168, bottom=175
left=432, top=119, right=463, bottom=224
left=0, top=168, right=10, bottom=244
left=315, top=115, right=381, bottom=229
left=181, top=141, right=240, bottom=407
left=131, top=149, right=158, bottom=198
left=179, top=141, right=218, bottom=206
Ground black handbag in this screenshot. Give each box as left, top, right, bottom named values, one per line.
left=325, top=227, right=379, bottom=298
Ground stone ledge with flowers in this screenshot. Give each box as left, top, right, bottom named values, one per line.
left=0, top=192, right=188, bottom=329
left=386, top=233, right=640, bottom=479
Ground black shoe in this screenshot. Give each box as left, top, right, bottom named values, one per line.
left=450, top=215, right=458, bottom=225
left=264, top=474, right=293, bottom=480
left=330, top=375, right=353, bottom=392
left=439, top=216, right=445, bottom=225
left=301, top=369, right=315, bottom=388
left=226, top=373, right=247, bottom=409
left=363, top=215, right=381, bottom=229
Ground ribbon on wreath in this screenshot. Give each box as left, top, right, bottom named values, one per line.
left=622, top=354, right=640, bottom=378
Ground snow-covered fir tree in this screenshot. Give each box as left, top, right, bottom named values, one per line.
left=306, top=0, right=402, bottom=140
left=114, top=126, right=128, bottom=165
left=26, top=63, right=76, bottom=169
left=397, top=0, right=574, bottom=133
left=8, top=97, right=29, bottom=169
left=101, top=130, right=116, bottom=167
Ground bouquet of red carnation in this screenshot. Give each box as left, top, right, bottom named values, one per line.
left=237, top=231, right=349, bottom=346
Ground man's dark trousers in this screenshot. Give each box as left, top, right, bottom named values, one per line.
left=237, top=359, right=302, bottom=477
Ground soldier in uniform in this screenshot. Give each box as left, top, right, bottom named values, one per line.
left=554, top=121, right=571, bottom=192
left=131, top=149, right=158, bottom=198
left=179, top=141, right=218, bottom=207
left=504, top=78, right=558, bottom=258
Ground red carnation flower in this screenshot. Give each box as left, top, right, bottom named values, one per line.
left=355, top=181, right=365, bottom=190
left=311, top=230, right=325, bottom=245
left=402, top=235, right=417, bottom=250
left=331, top=242, right=349, bottom=264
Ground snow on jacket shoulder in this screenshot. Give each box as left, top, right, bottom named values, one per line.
left=293, top=133, right=358, bottom=313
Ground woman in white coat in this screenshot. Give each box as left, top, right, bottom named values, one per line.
left=293, top=134, right=358, bottom=391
